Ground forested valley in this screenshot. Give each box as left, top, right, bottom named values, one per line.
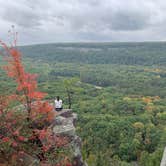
left=0, top=42, right=166, bottom=166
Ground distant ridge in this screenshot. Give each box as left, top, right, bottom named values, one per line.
left=19, top=42, right=166, bottom=66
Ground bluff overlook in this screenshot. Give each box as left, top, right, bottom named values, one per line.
left=52, top=109, right=87, bottom=166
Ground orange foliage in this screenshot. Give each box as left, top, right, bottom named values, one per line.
left=0, top=34, right=54, bottom=121
left=0, top=40, right=56, bottom=162
left=142, top=97, right=152, bottom=104
left=0, top=30, right=71, bottom=165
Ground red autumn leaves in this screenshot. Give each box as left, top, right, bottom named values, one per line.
left=0, top=35, right=72, bottom=165
left=0, top=39, right=54, bottom=120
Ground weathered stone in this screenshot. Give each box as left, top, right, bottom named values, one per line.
left=72, top=113, right=78, bottom=126
left=161, top=147, right=166, bottom=166
left=51, top=109, right=87, bottom=166
left=53, top=111, right=77, bottom=136
left=70, top=135, right=85, bottom=166
left=43, top=108, right=88, bottom=166
left=53, top=123, right=75, bottom=136
left=57, top=109, right=72, bottom=118
left=54, top=116, right=66, bottom=125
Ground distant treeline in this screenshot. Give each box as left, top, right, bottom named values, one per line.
left=20, top=42, right=166, bottom=66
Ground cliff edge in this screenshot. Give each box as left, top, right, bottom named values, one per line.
left=160, top=147, right=166, bottom=166
left=52, top=109, right=87, bottom=166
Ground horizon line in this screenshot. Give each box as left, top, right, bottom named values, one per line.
left=18, top=40, right=166, bottom=46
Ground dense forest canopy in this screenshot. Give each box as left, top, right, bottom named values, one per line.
left=1, top=42, right=166, bottom=166
left=19, top=42, right=166, bottom=66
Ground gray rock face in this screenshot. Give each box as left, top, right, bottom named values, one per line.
left=8, top=109, right=86, bottom=166
left=53, top=110, right=76, bottom=136
left=53, top=109, right=87, bottom=166
left=72, top=135, right=84, bottom=166
left=161, top=147, right=166, bottom=166
left=53, top=123, right=75, bottom=136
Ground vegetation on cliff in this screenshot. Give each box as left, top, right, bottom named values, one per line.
left=0, top=35, right=72, bottom=165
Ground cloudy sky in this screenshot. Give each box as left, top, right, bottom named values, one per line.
left=0, top=0, right=166, bottom=45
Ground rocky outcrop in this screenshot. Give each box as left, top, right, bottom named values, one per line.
left=53, top=109, right=87, bottom=166
left=160, top=147, right=166, bottom=166
left=1, top=109, right=87, bottom=166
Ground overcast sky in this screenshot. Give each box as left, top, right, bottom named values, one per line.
left=0, top=0, right=166, bottom=45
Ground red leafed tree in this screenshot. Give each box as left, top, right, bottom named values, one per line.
left=0, top=31, right=54, bottom=121
left=0, top=30, right=72, bottom=165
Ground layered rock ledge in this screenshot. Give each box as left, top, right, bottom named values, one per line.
left=1, top=109, right=87, bottom=166
left=160, top=147, right=166, bottom=166
left=52, top=109, right=87, bottom=166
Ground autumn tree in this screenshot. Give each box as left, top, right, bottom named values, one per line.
left=0, top=30, right=72, bottom=165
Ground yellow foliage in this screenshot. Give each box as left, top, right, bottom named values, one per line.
left=154, top=68, right=162, bottom=73
left=142, top=96, right=160, bottom=105
left=145, top=105, right=154, bottom=112
left=134, top=132, right=142, bottom=141
left=123, top=97, right=131, bottom=101
left=133, top=122, right=144, bottom=130
left=144, top=68, right=162, bottom=73
left=153, top=96, right=160, bottom=101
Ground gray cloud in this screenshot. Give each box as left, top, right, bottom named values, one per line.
left=3, top=8, right=41, bottom=28
left=110, top=10, right=150, bottom=31
left=0, top=0, right=166, bottom=44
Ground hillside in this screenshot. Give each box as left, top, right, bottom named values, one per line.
left=20, top=42, right=166, bottom=66
left=1, top=42, right=166, bottom=166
